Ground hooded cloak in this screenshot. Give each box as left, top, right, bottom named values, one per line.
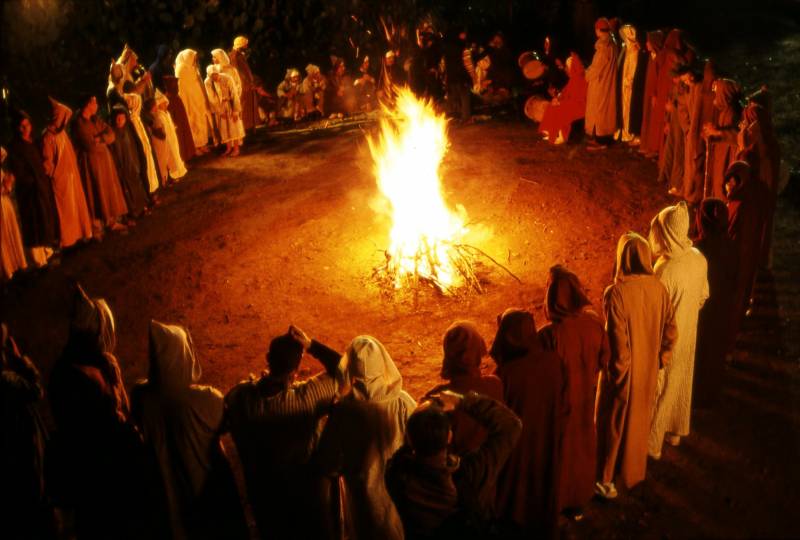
left=617, top=25, right=648, bottom=139
left=648, top=203, right=708, bottom=454
left=639, top=30, right=665, bottom=154
left=175, top=49, right=212, bottom=148
left=539, top=54, right=587, bottom=143
left=205, top=66, right=242, bottom=145
left=596, top=233, right=677, bottom=488
left=212, top=49, right=246, bottom=142
left=1, top=146, right=28, bottom=278
left=123, top=93, right=160, bottom=193
left=229, top=38, right=260, bottom=131
left=163, top=75, right=196, bottom=162
left=153, top=90, right=187, bottom=180
left=707, top=79, right=742, bottom=198
left=41, top=98, right=93, bottom=247
left=585, top=23, right=619, bottom=137
left=539, top=266, right=610, bottom=511
left=108, top=107, right=150, bottom=216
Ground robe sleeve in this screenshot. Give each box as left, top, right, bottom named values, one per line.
left=603, top=286, right=632, bottom=387
left=308, top=340, right=342, bottom=376
left=41, top=133, right=57, bottom=178
left=658, top=288, right=679, bottom=369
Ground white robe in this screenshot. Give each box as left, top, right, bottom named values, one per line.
left=175, top=50, right=212, bottom=149
left=211, top=49, right=245, bottom=143
left=204, top=73, right=242, bottom=145
left=154, top=92, right=187, bottom=180
left=1, top=160, right=27, bottom=279
left=648, top=204, right=709, bottom=452
left=123, top=93, right=160, bottom=193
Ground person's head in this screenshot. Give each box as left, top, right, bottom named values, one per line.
left=595, top=18, right=611, bottom=38
left=724, top=160, right=751, bottom=198
left=79, top=95, right=98, bottom=117
left=14, top=111, right=32, bottom=140
left=613, top=232, right=654, bottom=282
left=112, top=107, right=127, bottom=128
left=696, top=198, right=729, bottom=240
left=207, top=64, right=221, bottom=81
left=233, top=35, right=249, bottom=51
left=406, top=400, right=451, bottom=458
left=646, top=30, right=664, bottom=54
left=265, top=333, right=304, bottom=380
left=305, top=64, right=321, bottom=80
left=340, top=335, right=402, bottom=402
left=712, top=78, right=741, bottom=111
left=69, top=283, right=117, bottom=356
left=545, top=265, right=591, bottom=323
left=148, top=320, right=201, bottom=390
left=490, top=308, right=537, bottom=365
left=648, top=201, right=692, bottom=258
left=286, top=68, right=301, bottom=84
left=441, top=321, right=487, bottom=380
left=385, top=50, right=396, bottom=66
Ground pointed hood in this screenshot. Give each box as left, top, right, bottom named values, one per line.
left=614, top=232, right=654, bottom=282
left=340, top=335, right=403, bottom=402
left=71, top=284, right=117, bottom=355
left=544, top=265, right=592, bottom=323
left=175, top=49, right=198, bottom=80
left=441, top=321, right=487, bottom=379
left=148, top=320, right=202, bottom=391
left=48, top=97, right=73, bottom=132
left=211, top=48, right=231, bottom=67
left=489, top=308, right=538, bottom=365
left=649, top=201, right=693, bottom=259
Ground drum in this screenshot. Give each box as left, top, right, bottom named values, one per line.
left=518, top=51, right=547, bottom=81
left=524, top=96, right=549, bottom=122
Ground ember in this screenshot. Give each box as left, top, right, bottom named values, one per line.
left=367, top=88, right=475, bottom=293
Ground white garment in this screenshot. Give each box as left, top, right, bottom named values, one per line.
left=620, top=28, right=639, bottom=138
left=204, top=73, right=242, bottom=145
left=123, top=93, right=160, bottom=193
left=211, top=49, right=245, bottom=143
left=648, top=203, right=709, bottom=452
left=154, top=91, right=187, bottom=180
left=175, top=49, right=212, bottom=148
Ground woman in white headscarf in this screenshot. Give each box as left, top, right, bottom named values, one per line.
left=153, top=90, right=187, bottom=181
left=131, top=321, right=247, bottom=540
left=205, top=65, right=242, bottom=157
left=648, top=202, right=709, bottom=458
left=316, top=335, right=416, bottom=540
left=174, top=49, right=213, bottom=154
left=122, top=91, right=160, bottom=193
left=211, top=49, right=245, bottom=146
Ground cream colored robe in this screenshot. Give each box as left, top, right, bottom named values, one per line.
left=175, top=49, right=212, bottom=149
left=205, top=72, right=242, bottom=145
left=648, top=203, right=709, bottom=451
left=211, top=49, right=245, bottom=143
left=153, top=91, right=187, bottom=181
left=123, top=93, right=160, bottom=193
left=585, top=34, right=619, bottom=137
left=1, top=148, right=27, bottom=279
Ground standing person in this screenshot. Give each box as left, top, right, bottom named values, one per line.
left=0, top=324, right=54, bottom=540
left=211, top=48, right=246, bottom=147
left=1, top=148, right=28, bottom=279
left=224, top=327, right=339, bottom=540
left=724, top=161, right=771, bottom=338
left=539, top=53, right=588, bottom=145
left=424, top=321, right=503, bottom=455
left=175, top=49, right=213, bottom=154
left=316, top=335, right=416, bottom=540
left=638, top=30, right=666, bottom=157
left=327, top=56, right=356, bottom=116
left=41, top=98, right=93, bottom=248
left=73, top=95, right=129, bottom=234
left=152, top=91, right=188, bottom=183
left=692, top=199, right=738, bottom=408
left=584, top=18, right=619, bottom=150
left=617, top=25, right=648, bottom=144
left=108, top=107, right=150, bottom=219
left=131, top=321, right=248, bottom=540
left=648, top=202, right=709, bottom=458
left=659, top=66, right=695, bottom=196
left=163, top=75, right=196, bottom=162
left=7, top=111, right=60, bottom=266
left=596, top=232, right=677, bottom=497
left=148, top=44, right=173, bottom=93
left=703, top=79, right=742, bottom=199
left=678, top=65, right=707, bottom=203
left=652, top=30, right=696, bottom=159
left=443, top=31, right=472, bottom=122
left=106, top=62, right=128, bottom=114
left=229, top=35, right=260, bottom=131
left=491, top=308, right=566, bottom=539
left=205, top=65, right=242, bottom=157
left=539, top=265, right=611, bottom=518
left=123, top=88, right=161, bottom=195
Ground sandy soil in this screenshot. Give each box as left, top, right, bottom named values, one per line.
left=2, top=117, right=798, bottom=538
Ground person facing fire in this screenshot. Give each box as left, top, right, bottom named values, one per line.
left=302, top=63, right=327, bottom=118
left=277, top=68, right=304, bottom=121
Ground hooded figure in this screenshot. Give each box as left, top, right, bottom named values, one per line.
left=204, top=65, right=242, bottom=153
left=425, top=321, right=503, bottom=455
left=211, top=48, right=246, bottom=144
left=693, top=198, right=738, bottom=408
left=175, top=49, right=213, bottom=151
left=651, top=30, right=696, bottom=158
left=647, top=203, right=709, bottom=456
left=539, top=265, right=611, bottom=513
left=153, top=90, right=188, bottom=181
left=108, top=106, right=150, bottom=217
left=704, top=78, right=742, bottom=198
left=584, top=18, right=619, bottom=140
left=316, top=336, right=416, bottom=540
left=229, top=35, right=261, bottom=131
left=616, top=25, right=648, bottom=142
left=7, top=111, right=60, bottom=254
left=163, top=75, right=197, bottom=162
left=538, top=53, right=587, bottom=145
left=131, top=321, right=247, bottom=540
left=106, top=62, right=127, bottom=114
left=1, top=146, right=28, bottom=278
left=639, top=30, right=666, bottom=155
left=41, top=98, right=93, bottom=247
left=492, top=309, right=565, bottom=539
left=123, top=92, right=160, bottom=193
left=596, top=233, right=677, bottom=494
left=725, top=161, right=770, bottom=339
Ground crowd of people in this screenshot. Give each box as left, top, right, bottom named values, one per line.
left=0, top=12, right=784, bottom=540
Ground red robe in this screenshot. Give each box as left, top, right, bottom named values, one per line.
left=638, top=31, right=665, bottom=154
left=538, top=55, right=587, bottom=143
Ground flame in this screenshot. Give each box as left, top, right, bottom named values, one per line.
left=367, top=88, right=466, bottom=290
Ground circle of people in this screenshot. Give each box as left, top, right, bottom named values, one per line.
left=0, top=16, right=781, bottom=540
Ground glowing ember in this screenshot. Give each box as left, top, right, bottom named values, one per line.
left=367, top=88, right=467, bottom=291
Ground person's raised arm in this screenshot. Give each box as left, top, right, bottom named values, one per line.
left=290, top=325, right=341, bottom=375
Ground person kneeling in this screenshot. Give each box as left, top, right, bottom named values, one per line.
left=386, top=391, right=522, bottom=539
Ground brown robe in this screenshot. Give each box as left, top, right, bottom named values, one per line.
left=705, top=79, right=741, bottom=199
left=584, top=31, right=619, bottom=137
left=492, top=309, right=566, bottom=540
left=539, top=266, right=611, bottom=511
left=651, top=30, right=694, bottom=157
left=596, top=233, right=677, bottom=489
left=72, top=114, right=128, bottom=223
left=163, top=76, right=197, bottom=162
left=693, top=199, right=738, bottom=408
left=639, top=31, right=665, bottom=155
left=229, top=47, right=260, bottom=131
left=41, top=102, right=93, bottom=248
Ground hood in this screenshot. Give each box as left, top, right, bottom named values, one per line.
left=340, top=335, right=403, bottom=402
left=489, top=308, right=537, bottom=365
left=695, top=198, right=729, bottom=242
left=614, top=232, right=654, bottom=282
left=48, top=97, right=73, bottom=132
left=148, top=320, right=202, bottom=391
left=567, top=53, right=586, bottom=80
left=713, top=78, right=741, bottom=110
left=649, top=201, right=693, bottom=259
left=544, top=265, right=591, bottom=323
left=621, top=25, right=637, bottom=47
left=175, top=49, right=198, bottom=79
left=71, top=284, right=117, bottom=354
left=647, top=30, right=665, bottom=52
left=441, top=321, right=486, bottom=379
left=211, top=48, right=231, bottom=67
left=724, top=160, right=753, bottom=201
